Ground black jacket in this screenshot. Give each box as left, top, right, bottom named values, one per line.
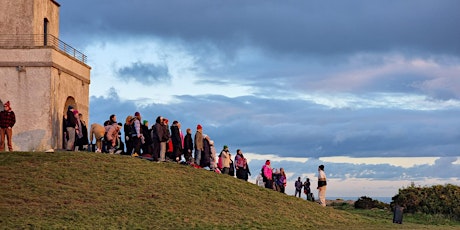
left=183, top=133, right=193, bottom=151
left=170, top=125, right=181, bottom=148
left=66, top=110, right=76, bottom=127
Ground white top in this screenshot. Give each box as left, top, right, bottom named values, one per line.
left=318, top=170, right=326, bottom=180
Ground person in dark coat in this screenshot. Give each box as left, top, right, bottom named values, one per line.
left=124, top=115, right=134, bottom=155
left=201, top=136, right=211, bottom=168
left=75, top=113, right=89, bottom=151
left=229, top=153, right=235, bottom=177
left=235, top=150, right=251, bottom=181
left=183, top=128, right=193, bottom=163
left=141, top=120, right=153, bottom=158
left=170, top=121, right=183, bottom=162
left=151, top=116, right=163, bottom=161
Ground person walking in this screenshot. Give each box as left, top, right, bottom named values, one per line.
left=317, top=165, right=327, bottom=207
left=0, top=101, right=16, bottom=152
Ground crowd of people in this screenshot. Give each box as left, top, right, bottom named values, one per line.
left=63, top=111, right=327, bottom=206
left=256, top=160, right=327, bottom=206
left=3, top=104, right=328, bottom=206
left=63, top=111, right=252, bottom=180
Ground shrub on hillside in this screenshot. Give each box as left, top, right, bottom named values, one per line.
left=354, top=196, right=388, bottom=209
left=391, top=184, right=460, bottom=220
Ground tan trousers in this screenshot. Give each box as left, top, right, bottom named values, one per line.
left=0, top=127, right=13, bottom=151
left=318, top=186, right=327, bottom=207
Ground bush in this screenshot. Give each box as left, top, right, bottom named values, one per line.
left=354, top=196, right=388, bottom=210
left=391, top=184, right=460, bottom=220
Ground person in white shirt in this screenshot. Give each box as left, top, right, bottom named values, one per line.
left=256, top=173, right=265, bottom=187
left=317, top=164, right=327, bottom=207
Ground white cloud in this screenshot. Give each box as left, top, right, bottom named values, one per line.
left=320, top=156, right=438, bottom=168
left=86, top=39, right=254, bottom=104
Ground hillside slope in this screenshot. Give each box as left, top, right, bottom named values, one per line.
left=0, top=152, right=450, bottom=229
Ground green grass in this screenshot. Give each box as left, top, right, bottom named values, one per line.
left=1, top=152, right=459, bottom=229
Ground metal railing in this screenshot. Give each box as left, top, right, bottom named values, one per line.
left=0, top=34, right=87, bottom=64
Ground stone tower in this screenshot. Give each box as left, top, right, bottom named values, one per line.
left=0, top=0, right=91, bottom=151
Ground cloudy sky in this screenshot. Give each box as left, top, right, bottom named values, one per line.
left=58, top=0, right=460, bottom=198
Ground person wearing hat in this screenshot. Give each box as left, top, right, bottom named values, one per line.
left=194, top=124, right=204, bottom=165
left=0, top=101, right=16, bottom=151
left=141, top=120, right=154, bottom=158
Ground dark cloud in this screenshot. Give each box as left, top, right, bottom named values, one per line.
left=59, top=0, right=460, bottom=57
left=115, top=61, right=171, bottom=84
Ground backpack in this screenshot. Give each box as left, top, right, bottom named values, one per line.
left=277, top=175, right=286, bottom=186
left=261, top=166, right=267, bottom=182
left=217, top=153, right=223, bottom=170
left=128, top=118, right=137, bottom=137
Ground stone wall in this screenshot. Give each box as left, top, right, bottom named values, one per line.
left=0, top=0, right=59, bottom=36
left=0, top=47, right=90, bottom=151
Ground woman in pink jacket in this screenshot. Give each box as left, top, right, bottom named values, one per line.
left=262, top=160, right=273, bottom=189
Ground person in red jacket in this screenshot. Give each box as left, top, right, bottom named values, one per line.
left=0, top=101, right=16, bottom=152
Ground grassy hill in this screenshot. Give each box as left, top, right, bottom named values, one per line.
left=0, top=152, right=457, bottom=229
